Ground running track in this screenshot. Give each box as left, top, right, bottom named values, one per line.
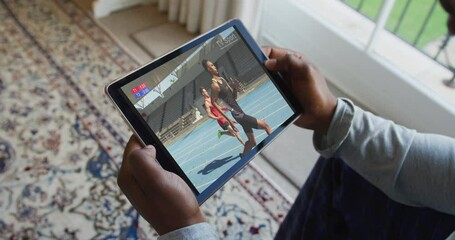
left=167, top=80, right=294, bottom=193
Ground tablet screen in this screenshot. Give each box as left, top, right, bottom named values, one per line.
left=119, top=26, right=295, bottom=194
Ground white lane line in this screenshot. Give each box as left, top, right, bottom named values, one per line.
left=170, top=87, right=279, bottom=156
left=195, top=179, right=217, bottom=191
left=181, top=103, right=290, bottom=167
left=169, top=122, right=218, bottom=156
left=261, top=104, right=290, bottom=120
left=180, top=136, right=242, bottom=166
left=249, top=97, right=285, bottom=117
left=184, top=144, right=243, bottom=174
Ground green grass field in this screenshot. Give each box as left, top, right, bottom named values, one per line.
left=344, top=0, right=448, bottom=48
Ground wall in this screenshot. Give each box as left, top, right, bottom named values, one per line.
left=93, top=0, right=153, bottom=18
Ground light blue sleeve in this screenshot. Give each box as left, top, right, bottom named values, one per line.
left=158, top=222, right=218, bottom=240
left=313, top=98, right=455, bottom=215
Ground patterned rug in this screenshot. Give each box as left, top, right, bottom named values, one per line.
left=0, top=0, right=291, bottom=239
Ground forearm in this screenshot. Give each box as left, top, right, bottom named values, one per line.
left=206, top=112, right=219, bottom=120
left=313, top=98, right=455, bottom=214
left=220, top=106, right=230, bottom=111
left=397, top=132, right=455, bottom=214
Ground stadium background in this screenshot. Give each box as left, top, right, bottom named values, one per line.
left=132, top=30, right=267, bottom=144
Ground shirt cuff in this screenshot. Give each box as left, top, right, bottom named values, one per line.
left=157, top=223, right=218, bottom=240
left=313, top=98, right=355, bottom=157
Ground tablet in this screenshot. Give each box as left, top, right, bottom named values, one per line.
left=105, top=19, right=301, bottom=204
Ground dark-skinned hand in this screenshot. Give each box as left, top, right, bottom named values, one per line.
left=263, top=46, right=337, bottom=134
left=117, top=136, right=205, bottom=236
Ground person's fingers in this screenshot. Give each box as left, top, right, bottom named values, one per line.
left=264, top=47, right=293, bottom=59
left=127, top=145, right=165, bottom=195
left=119, top=135, right=142, bottom=190
left=261, top=46, right=272, bottom=57
left=123, top=134, right=162, bottom=187
left=265, top=53, right=298, bottom=73
left=264, top=58, right=278, bottom=71
left=118, top=158, right=176, bottom=236
left=120, top=135, right=165, bottom=196
left=118, top=139, right=152, bottom=218
left=267, top=52, right=291, bottom=71
left=117, top=164, right=149, bottom=212
left=267, top=52, right=313, bottom=76
left=268, top=47, right=306, bottom=60
left=123, top=135, right=143, bottom=161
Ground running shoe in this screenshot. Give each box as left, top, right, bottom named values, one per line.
left=217, top=130, right=222, bottom=139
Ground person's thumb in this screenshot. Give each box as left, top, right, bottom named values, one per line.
left=265, top=58, right=288, bottom=72
left=142, top=145, right=157, bottom=157
left=130, top=145, right=156, bottom=161
left=266, top=53, right=306, bottom=73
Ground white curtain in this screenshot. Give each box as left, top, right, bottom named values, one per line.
left=158, top=0, right=263, bottom=37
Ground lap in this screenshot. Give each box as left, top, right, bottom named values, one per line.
left=275, top=157, right=455, bottom=239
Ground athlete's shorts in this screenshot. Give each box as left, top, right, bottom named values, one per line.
left=220, top=121, right=229, bottom=130
left=232, top=111, right=258, bottom=134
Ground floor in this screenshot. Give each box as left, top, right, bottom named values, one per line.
left=73, top=1, right=349, bottom=200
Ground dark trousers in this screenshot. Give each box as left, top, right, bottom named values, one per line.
left=275, top=157, right=455, bottom=240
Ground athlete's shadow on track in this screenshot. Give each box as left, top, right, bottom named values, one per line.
left=197, top=155, right=240, bottom=175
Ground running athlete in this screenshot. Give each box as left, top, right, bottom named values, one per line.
left=201, top=59, right=272, bottom=157
left=200, top=87, right=245, bottom=145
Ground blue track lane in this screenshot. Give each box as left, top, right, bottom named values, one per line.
left=167, top=80, right=294, bottom=192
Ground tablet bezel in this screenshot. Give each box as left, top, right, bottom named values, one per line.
left=105, top=19, right=302, bottom=204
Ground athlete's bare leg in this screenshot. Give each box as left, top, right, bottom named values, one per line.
left=257, top=119, right=272, bottom=135
left=242, top=132, right=256, bottom=156
left=227, top=125, right=245, bottom=145
left=218, top=127, right=245, bottom=145
left=220, top=130, right=232, bottom=136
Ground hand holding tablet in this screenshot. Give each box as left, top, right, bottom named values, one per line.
left=119, top=136, right=205, bottom=235
left=262, top=47, right=337, bottom=134
left=107, top=19, right=301, bottom=204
